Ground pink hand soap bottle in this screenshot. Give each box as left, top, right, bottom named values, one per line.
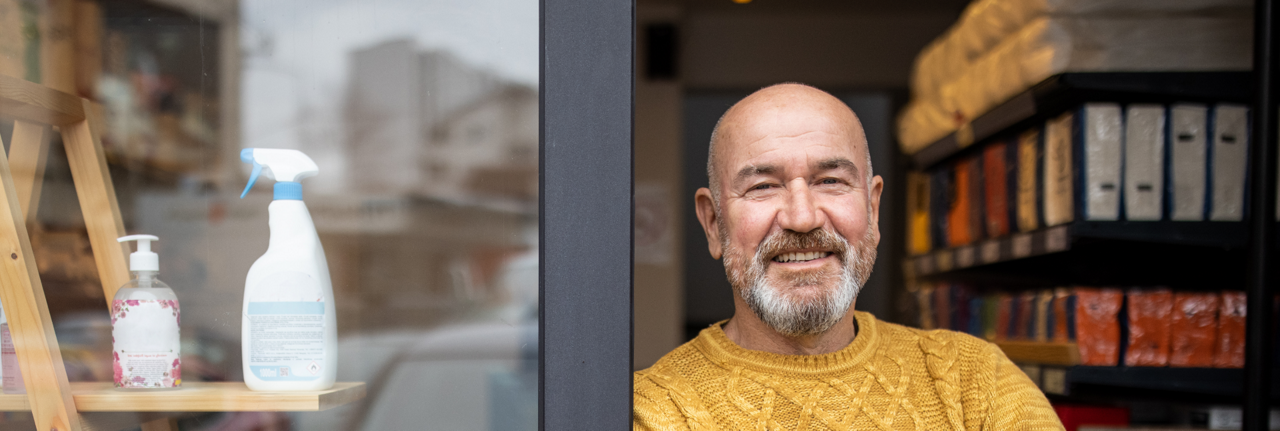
left=112, top=235, right=181, bottom=390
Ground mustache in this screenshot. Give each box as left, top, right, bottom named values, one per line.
left=754, top=228, right=850, bottom=263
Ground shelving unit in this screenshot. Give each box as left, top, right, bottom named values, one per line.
left=0, top=75, right=365, bottom=431
left=902, top=65, right=1276, bottom=427
left=911, top=71, right=1253, bottom=170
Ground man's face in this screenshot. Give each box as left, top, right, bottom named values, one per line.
left=696, top=94, right=883, bottom=336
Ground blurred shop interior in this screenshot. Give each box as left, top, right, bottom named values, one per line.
left=633, top=0, right=1276, bottom=430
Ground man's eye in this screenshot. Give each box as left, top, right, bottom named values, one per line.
left=750, top=183, right=775, bottom=191
left=818, top=178, right=842, bottom=185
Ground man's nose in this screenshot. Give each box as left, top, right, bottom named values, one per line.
left=778, top=179, right=823, bottom=233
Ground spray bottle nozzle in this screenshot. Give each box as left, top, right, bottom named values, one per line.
left=240, top=149, right=263, bottom=199
left=239, top=148, right=319, bottom=200
left=118, top=235, right=159, bottom=272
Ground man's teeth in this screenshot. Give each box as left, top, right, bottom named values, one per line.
left=774, top=252, right=828, bottom=263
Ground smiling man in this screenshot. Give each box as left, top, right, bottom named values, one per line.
left=633, top=84, right=1064, bottom=430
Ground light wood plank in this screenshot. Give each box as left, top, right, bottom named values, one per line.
left=70, top=382, right=366, bottom=412
left=0, top=382, right=367, bottom=413
left=8, top=121, right=51, bottom=221
left=0, top=123, right=84, bottom=430
left=995, top=341, right=1083, bottom=366
left=60, top=100, right=130, bottom=305
left=0, top=74, right=85, bottom=126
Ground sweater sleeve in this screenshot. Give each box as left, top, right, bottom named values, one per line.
left=980, top=343, right=1065, bottom=431
left=633, top=371, right=692, bottom=431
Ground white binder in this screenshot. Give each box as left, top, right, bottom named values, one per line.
left=1081, top=103, right=1122, bottom=221
left=1124, top=104, right=1166, bottom=221
left=1209, top=104, right=1249, bottom=221
left=1169, top=104, right=1208, bottom=221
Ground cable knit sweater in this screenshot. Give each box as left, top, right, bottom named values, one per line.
left=633, top=311, right=1064, bottom=430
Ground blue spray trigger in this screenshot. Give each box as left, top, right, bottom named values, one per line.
left=240, top=149, right=261, bottom=199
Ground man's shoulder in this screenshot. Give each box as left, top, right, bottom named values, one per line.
left=634, top=329, right=713, bottom=387
left=866, top=314, right=994, bottom=354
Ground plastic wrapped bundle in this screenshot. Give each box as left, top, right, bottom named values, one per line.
left=910, top=0, right=1251, bottom=102
left=898, top=15, right=1253, bottom=154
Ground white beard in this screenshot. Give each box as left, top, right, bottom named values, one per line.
left=723, top=225, right=877, bottom=337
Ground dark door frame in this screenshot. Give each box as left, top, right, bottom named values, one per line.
left=540, top=0, right=634, bottom=429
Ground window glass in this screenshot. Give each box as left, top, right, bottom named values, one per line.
left=0, top=0, right=537, bottom=428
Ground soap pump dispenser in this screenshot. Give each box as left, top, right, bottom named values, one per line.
left=112, top=235, right=181, bottom=390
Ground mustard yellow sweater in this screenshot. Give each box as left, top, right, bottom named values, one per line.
left=634, top=311, right=1064, bottom=430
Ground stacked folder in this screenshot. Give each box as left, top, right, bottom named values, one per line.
left=913, top=284, right=1249, bottom=368
left=906, top=102, right=1251, bottom=253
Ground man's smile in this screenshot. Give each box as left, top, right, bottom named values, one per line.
left=769, top=249, right=836, bottom=267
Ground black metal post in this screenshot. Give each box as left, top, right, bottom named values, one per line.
left=1245, top=0, right=1278, bottom=429
left=540, top=0, right=635, bottom=429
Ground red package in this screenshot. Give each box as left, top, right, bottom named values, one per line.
left=1053, top=404, right=1130, bottom=431
left=1170, top=292, right=1219, bottom=367
left=1214, top=291, right=1246, bottom=368
left=1125, top=288, right=1173, bottom=367
left=1075, top=288, right=1123, bottom=366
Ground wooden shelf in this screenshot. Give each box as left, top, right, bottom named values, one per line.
left=0, top=382, right=365, bottom=412
left=996, top=341, right=1081, bottom=366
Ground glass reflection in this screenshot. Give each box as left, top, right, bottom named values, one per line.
left=0, top=0, right=537, bottom=429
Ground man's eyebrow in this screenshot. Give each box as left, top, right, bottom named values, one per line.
left=734, top=164, right=777, bottom=182
left=815, top=158, right=858, bottom=176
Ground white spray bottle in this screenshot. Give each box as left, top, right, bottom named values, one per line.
left=239, top=148, right=336, bottom=391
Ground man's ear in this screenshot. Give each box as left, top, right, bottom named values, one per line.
left=868, top=174, right=884, bottom=245
left=694, top=188, right=723, bottom=259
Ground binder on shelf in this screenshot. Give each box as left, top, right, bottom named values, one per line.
left=1124, top=104, right=1167, bottom=221
left=995, top=293, right=1013, bottom=341
left=1043, top=112, right=1075, bottom=227
left=967, top=295, right=985, bottom=337
left=930, top=168, right=951, bottom=251
left=1075, top=288, right=1122, bottom=366
left=1214, top=290, right=1246, bottom=368
left=1169, top=104, right=1209, bottom=221
left=983, top=141, right=1014, bottom=237
left=966, top=155, right=986, bottom=243
left=1053, top=288, right=1076, bottom=343
left=1034, top=290, right=1054, bottom=342
left=916, top=283, right=937, bottom=330
left=934, top=284, right=952, bottom=333
left=1016, top=128, right=1043, bottom=232
left=1209, top=104, right=1250, bottom=222
left=1125, top=287, right=1173, bottom=367
left=982, top=295, right=999, bottom=341
left=947, top=158, right=978, bottom=246
left=906, top=171, right=932, bottom=255
left=1079, top=103, right=1123, bottom=221
left=1169, top=292, right=1219, bottom=367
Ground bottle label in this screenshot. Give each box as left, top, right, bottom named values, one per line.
left=2, top=323, right=25, bottom=394
left=247, top=301, right=325, bottom=381
left=111, top=299, right=181, bottom=388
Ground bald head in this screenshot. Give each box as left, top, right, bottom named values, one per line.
left=707, top=83, right=872, bottom=205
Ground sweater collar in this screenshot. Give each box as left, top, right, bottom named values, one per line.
left=692, top=310, right=880, bottom=376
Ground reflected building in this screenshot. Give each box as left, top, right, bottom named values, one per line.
left=345, top=39, right=537, bottom=206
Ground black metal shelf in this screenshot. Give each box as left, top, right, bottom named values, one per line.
left=909, top=220, right=1249, bottom=284
left=911, top=72, right=1254, bottom=170
left=1036, top=366, right=1280, bottom=403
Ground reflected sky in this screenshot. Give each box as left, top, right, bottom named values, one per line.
left=240, top=0, right=538, bottom=191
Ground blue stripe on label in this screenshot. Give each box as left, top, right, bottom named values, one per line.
left=249, top=365, right=321, bottom=381
left=247, top=302, right=324, bottom=315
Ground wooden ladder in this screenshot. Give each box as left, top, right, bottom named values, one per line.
left=0, top=74, right=178, bottom=430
